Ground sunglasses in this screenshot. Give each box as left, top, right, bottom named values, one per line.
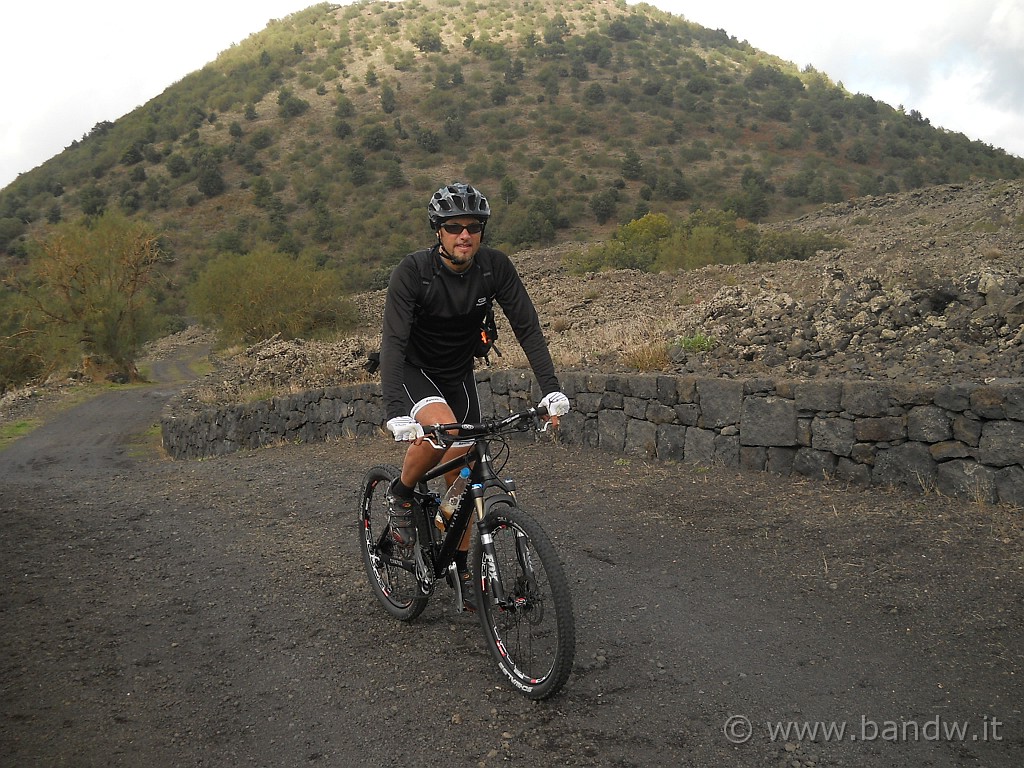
left=439, top=221, right=484, bottom=235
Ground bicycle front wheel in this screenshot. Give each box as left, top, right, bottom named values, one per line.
left=473, top=499, right=576, bottom=700
left=357, top=464, right=428, bottom=621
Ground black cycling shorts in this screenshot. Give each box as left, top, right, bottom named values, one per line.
left=401, top=364, right=481, bottom=429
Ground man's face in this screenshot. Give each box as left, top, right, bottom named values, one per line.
left=437, top=216, right=484, bottom=269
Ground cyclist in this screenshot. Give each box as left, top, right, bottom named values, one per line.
left=378, top=182, right=570, bottom=605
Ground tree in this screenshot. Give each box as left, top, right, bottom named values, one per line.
left=333, top=120, right=353, bottom=139
left=416, top=129, right=440, bottom=153
left=443, top=116, right=464, bottom=141
left=310, top=201, right=334, bottom=243
left=658, top=169, right=690, bottom=201
left=250, top=176, right=274, bottom=208
left=119, top=189, right=142, bottom=213
left=847, top=141, right=870, bottom=164
left=278, top=93, right=310, bottom=118
left=12, top=212, right=163, bottom=378
left=603, top=213, right=672, bottom=270
left=78, top=184, right=108, bottom=216
left=120, top=145, right=144, bottom=165
left=166, top=153, right=190, bottom=177
left=411, top=27, right=443, bottom=53
left=380, top=84, right=397, bottom=114
left=362, top=125, right=390, bottom=151
left=536, top=65, right=560, bottom=99
left=250, top=128, right=274, bottom=150
left=672, top=224, right=744, bottom=270
left=500, top=177, right=519, bottom=204
left=335, top=96, right=355, bottom=118
left=607, top=19, right=635, bottom=41
left=197, top=165, right=226, bottom=198
left=0, top=217, right=26, bottom=251
left=723, top=168, right=775, bottom=222
left=621, top=148, right=644, bottom=180
left=1, top=288, right=43, bottom=389
left=589, top=189, right=618, bottom=224
left=582, top=83, right=606, bottom=106
left=504, top=59, right=524, bottom=83
left=491, top=82, right=510, bottom=105
left=543, top=14, right=569, bottom=45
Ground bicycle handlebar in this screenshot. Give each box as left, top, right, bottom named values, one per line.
left=419, top=406, right=550, bottom=450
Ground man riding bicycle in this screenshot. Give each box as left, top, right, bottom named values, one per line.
left=378, top=182, right=570, bottom=605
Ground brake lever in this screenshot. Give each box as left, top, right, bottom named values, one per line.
left=532, top=413, right=552, bottom=432
left=423, top=435, right=446, bottom=451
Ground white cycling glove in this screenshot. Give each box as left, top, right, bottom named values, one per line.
left=538, top=391, right=570, bottom=417
left=386, top=416, right=424, bottom=442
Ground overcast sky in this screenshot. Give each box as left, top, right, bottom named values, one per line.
left=2, top=0, right=1022, bottom=191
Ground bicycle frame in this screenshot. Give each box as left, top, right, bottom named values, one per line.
left=414, top=409, right=547, bottom=582
left=415, top=438, right=510, bottom=579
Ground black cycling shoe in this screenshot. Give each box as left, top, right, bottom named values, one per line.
left=387, top=494, right=419, bottom=548
left=459, top=570, right=477, bottom=612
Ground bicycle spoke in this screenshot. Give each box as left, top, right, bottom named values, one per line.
left=475, top=501, right=575, bottom=699
left=358, top=465, right=428, bottom=621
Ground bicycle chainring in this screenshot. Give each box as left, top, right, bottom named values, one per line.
left=413, top=545, right=435, bottom=596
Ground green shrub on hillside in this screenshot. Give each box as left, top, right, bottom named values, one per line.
left=569, top=209, right=842, bottom=273
left=753, top=229, right=847, bottom=262
left=188, top=248, right=358, bottom=345
left=655, top=222, right=747, bottom=271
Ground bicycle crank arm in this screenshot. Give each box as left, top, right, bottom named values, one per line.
left=413, top=546, right=435, bottom=595
left=446, top=564, right=468, bottom=613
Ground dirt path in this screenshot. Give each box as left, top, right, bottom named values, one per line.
left=1, top=345, right=1021, bottom=767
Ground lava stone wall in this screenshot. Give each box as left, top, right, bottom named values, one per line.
left=161, top=369, right=1024, bottom=506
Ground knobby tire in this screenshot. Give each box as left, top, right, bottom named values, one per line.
left=357, top=464, right=429, bottom=621
left=473, top=499, right=576, bottom=700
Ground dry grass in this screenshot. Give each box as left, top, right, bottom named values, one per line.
left=496, top=315, right=684, bottom=372
left=622, top=343, right=671, bottom=371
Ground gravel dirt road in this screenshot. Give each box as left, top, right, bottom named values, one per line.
left=2, top=344, right=1021, bottom=768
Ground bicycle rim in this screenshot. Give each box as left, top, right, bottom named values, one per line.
left=357, top=464, right=428, bottom=621
left=474, top=500, right=575, bottom=699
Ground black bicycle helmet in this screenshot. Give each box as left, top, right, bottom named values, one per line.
left=427, top=182, right=490, bottom=228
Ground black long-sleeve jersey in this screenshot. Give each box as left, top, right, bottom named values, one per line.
left=379, top=245, right=560, bottom=420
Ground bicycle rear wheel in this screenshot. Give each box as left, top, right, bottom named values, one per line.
left=473, top=499, right=575, bottom=699
left=357, top=464, right=428, bottom=621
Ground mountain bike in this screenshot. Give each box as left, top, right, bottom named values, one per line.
left=357, top=406, right=576, bottom=700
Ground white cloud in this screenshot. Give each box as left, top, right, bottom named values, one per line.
left=648, top=0, right=1024, bottom=158
left=979, top=0, right=1024, bottom=109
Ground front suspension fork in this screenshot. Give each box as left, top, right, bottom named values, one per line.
left=473, top=482, right=531, bottom=609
